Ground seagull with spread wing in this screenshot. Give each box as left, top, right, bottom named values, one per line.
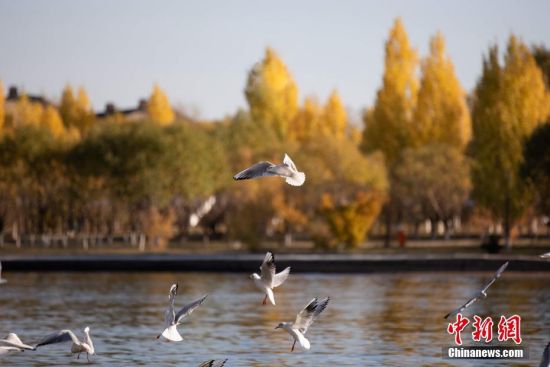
left=0, top=333, right=35, bottom=355
left=444, top=261, right=509, bottom=319
left=157, top=283, right=208, bottom=342
left=233, top=153, right=306, bottom=186
left=250, top=251, right=290, bottom=306
left=275, top=297, right=329, bottom=352
left=198, top=359, right=228, bottom=367
left=35, top=327, right=94, bottom=361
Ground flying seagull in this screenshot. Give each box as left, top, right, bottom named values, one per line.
left=250, top=251, right=290, bottom=306
left=540, top=342, right=550, bottom=367
left=275, top=297, right=330, bottom=352
left=0, top=333, right=35, bottom=355
left=157, top=283, right=208, bottom=342
left=444, top=261, right=509, bottom=320
left=0, top=261, right=7, bottom=284
left=199, top=359, right=228, bottom=367
left=35, top=327, right=94, bottom=361
left=233, top=153, right=306, bottom=186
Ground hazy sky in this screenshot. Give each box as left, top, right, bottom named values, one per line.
left=1, top=0, right=549, bottom=120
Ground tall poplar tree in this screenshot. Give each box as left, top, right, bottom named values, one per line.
left=147, top=84, right=175, bottom=126
left=244, top=47, right=299, bottom=139
left=413, top=32, right=471, bottom=149
left=471, top=36, right=550, bottom=247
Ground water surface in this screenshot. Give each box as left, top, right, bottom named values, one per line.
left=0, top=271, right=548, bottom=366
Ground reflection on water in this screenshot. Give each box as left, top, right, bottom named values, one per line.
left=0, top=271, right=548, bottom=366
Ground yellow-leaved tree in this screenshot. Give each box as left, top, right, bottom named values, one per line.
left=362, top=17, right=418, bottom=167
left=413, top=32, right=471, bottom=149
left=41, top=105, right=65, bottom=138
left=245, top=47, right=299, bottom=139
left=15, top=93, right=43, bottom=126
left=60, top=85, right=94, bottom=132
left=471, top=36, right=550, bottom=248
left=0, top=81, right=5, bottom=131
left=147, top=84, right=174, bottom=126
left=291, top=96, right=321, bottom=141
left=321, top=90, right=347, bottom=139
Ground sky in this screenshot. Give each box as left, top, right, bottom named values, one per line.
left=1, top=0, right=549, bottom=120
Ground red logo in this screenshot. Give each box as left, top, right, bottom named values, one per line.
left=447, top=314, right=522, bottom=345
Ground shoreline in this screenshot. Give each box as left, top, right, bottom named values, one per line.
left=2, top=253, right=550, bottom=273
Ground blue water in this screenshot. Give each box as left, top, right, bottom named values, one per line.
left=0, top=271, right=548, bottom=366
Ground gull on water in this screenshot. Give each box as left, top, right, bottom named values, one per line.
left=0, top=333, right=35, bottom=355
left=198, top=359, right=228, bottom=367
left=540, top=342, right=550, bottom=367
left=444, top=261, right=509, bottom=319
left=157, top=283, right=208, bottom=342
left=275, top=297, right=330, bottom=352
left=0, top=261, right=7, bottom=284
left=35, top=327, right=94, bottom=361
left=250, top=251, right=290, bottom=306
left=233, top=153, right=306, bottom=186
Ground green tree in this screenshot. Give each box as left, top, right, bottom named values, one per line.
left=147, top=84, right=174, bottom=125
left=522, top=121, right=550, bottom=216
left=244, top=47, right=299, bottom=139
left=413, top=32, right=471, bottom=148
left=471, top=36, right=550, bottom=247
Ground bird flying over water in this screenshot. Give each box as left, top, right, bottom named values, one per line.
left=275, top=297, right=329, bottom=352
left=157, top=283, right=208, bottom=342
left=250, top=251, right=290, bottom=306
left=199, top=359, right=228, bottom=367
left=0, top=333, right=35, bottom=355
left=35, top=327, right=94, bottom=361
left=444, top=261, right=509, bottom=320
left=233, top=153, right=306, bottom=186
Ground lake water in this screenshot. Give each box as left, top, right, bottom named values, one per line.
left=0, top=271, right=548, bottom=366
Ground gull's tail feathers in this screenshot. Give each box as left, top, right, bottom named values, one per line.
left=285, top=172, right=305, bottom=186
left=161, top=325, right=183, bottom=342
left=296, top=331, right=311, bottom=350
left=266, top=288, right=276, bottom=306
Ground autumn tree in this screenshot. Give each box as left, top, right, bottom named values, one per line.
left=41, top=105, right=65, bottom=138
left=361, top=17, right=418, bottom=246
left=147, top=84, right=174, bottom=125
left=0, top=81, right=4, bottom=131
left=321, top=90, right=347, bottom=139
left=245, top=47, right=299, bottom=139
left=532, top=45, right=550, bottom=89
left=471, top=36, right=550, bottom=247
left=59, top=85, right=94, bottom=132
left=413, top=32, right=471, bottom=149
left=15, top=93, right=43, bottom=126
left=291, top=96, right=321, bottom=141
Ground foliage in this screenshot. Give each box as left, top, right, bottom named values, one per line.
left=245, top=47, right=299, bottom=140
left=15, top=94, right=43, bottom=126
left=522, top=121, right=550, bottom=216
left=59, top=85, right=94, bottom=133
left=0, top=81, right=4, bottom=131
left=147, top=84, right=174, bottom=126
left=413, top=33, right=471, bottom=149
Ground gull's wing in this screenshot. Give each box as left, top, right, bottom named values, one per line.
left=260, top=251, right=276, bottom=287
left=480, top=261, right=509, bottom=294
left=169, top=283, right=178, bottom=301
left=272, top=267, right=290, bottom=288
left=0, top=334, right=34, bottom=350
left=198, top=359, right=228, bottom=367
left=293, top=297, right=330, bottom=334
left=283, top=153, right=298, bottom=171
left=233, top=162, right=275, bottom=180
left=0, top=346, right=21, bottom=355
left=175, top=294, right=208, bottom=323
left=35, top=330, right=79, bottom=348
left=444, top=296, right=479, bottom=320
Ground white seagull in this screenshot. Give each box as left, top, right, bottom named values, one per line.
left=250, top=251, right=290, bottom=306
left=0, top=333, right=35, bottom=355
left=0, top=261, right=7, bottom=284
left=540, top=342, right=550, bottom=367
left=444, top=261, right=509, bottom=319
left=157, top=283, right=208, bottom=342
left=233, top=153, right=306, bottom=186
left=199, top=359, right=228, bottom=367
left=35, top=327, right=94, bottom=361
left=275, top=297, right=330, bottom=352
